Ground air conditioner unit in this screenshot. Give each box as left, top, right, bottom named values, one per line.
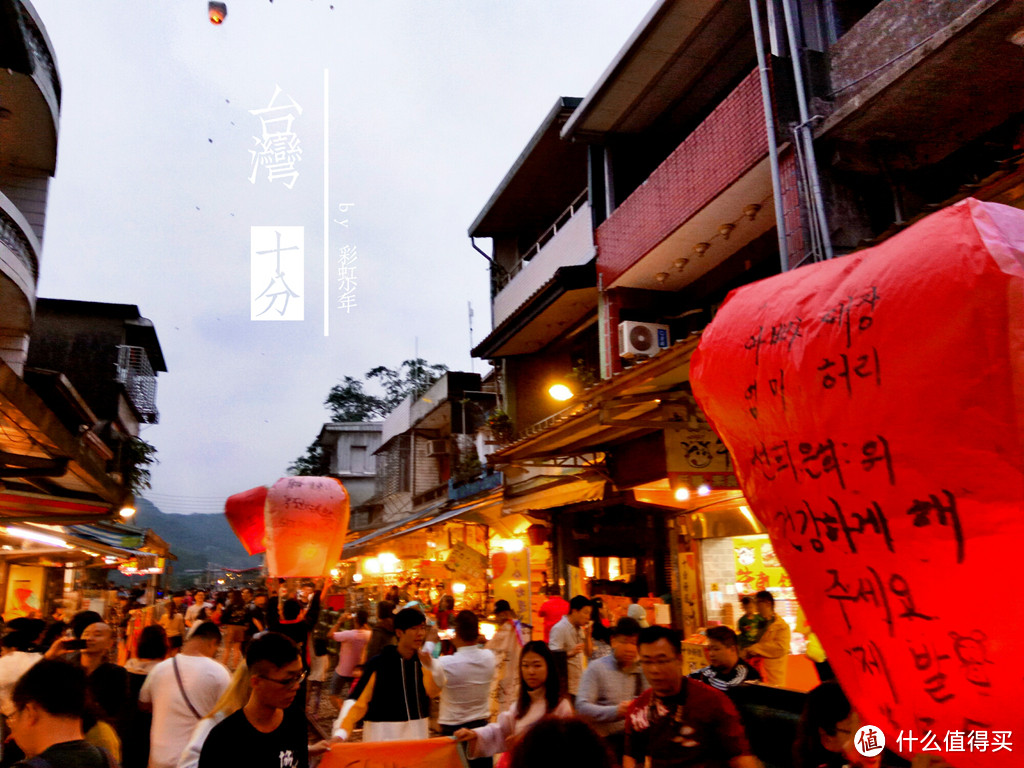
left=427, top=439, right=448, bottom=457
left=619, top=321, right=670, bottom=358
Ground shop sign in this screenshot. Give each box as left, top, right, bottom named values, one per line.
left=445, top=540, right=487, bottom=580
left=677, top=552, right=699, bottom=637
left=691, top=199, right=1024, bottom=766
left=492, top=546, right=530, bottom=620
left=732, top=535, right=792, bottom=598
left=681, top=636, right=707, bottom=675
left=663, top=390, right=737, bottom=490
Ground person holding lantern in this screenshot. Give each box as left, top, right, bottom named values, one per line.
left=331, top=608, right=441, bottom=742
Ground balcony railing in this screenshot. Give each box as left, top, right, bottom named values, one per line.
left=0, top=205, right=38, bottom=284
left=115, top=345, right=159, bottom=424
left=492, top=193, right=595, bottom=328
left=494, top=189, right=589, bottom=293
left=16, top=1, right=61, bottom=110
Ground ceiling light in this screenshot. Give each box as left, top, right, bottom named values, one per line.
left=743, top=204, right=761, bottom=221
left=1, top=527, right=72, bottom=549
left=673, top=257, right=688, bottom=271
left=719, top=223, right=735, bottom=239
left=674, top=487, right=690, bottom=502
left=654, top=272, right=669, bottom=285
left=693, top=243, right=710, bottom=257
left=697, top=484, right=711, bottom=496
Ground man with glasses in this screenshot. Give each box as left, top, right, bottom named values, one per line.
left=577, top=617, right=646, bottom=763
left=7, top=660, right=112, bottom=767
left=332, top=607, right=440, bottom=742
left=623, top=626, right=757, bottom=768
left=139, top=621, right=230, bottom=768
left=199, top=632, right=327, bottom=768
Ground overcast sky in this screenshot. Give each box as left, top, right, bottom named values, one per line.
left=30, top=0, right=650, bottom=514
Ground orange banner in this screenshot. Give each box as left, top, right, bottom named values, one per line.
left=691, top=199, right=1024, bottom=768
left=320, top=738, right=465, bottom=768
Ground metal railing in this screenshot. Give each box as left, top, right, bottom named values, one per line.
left=16, top=2, right=61, bottom=107
left=115, top=345, right=159, bottom=424
left=0, top=207, right=37, bottom=282
left=494, top=189, right=588, bottom=292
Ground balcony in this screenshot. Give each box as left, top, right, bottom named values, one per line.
left=115, top=346, right=159, bottom=424
left=0, top=2, right=60, bottom=174
left=492, top=195, right=595, bottom=328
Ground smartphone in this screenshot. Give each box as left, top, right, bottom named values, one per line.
left=63, top=639, right=87, bottom=650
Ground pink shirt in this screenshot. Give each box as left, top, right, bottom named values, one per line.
left=333, top=628, right=371, bottom=676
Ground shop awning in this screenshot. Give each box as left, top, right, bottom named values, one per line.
left=377, top=489, right=504, bottom=540
left=0, top=522, right=153, bottom=566
left=341, top=498, right=449, bottom=559
left=502, top=474, right=606, bottom=516
left=488, top=339, right=700, bottom=465
left=0, top=362, right=129, bottom=523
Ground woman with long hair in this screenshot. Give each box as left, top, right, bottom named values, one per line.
left=159, top=600, right=186, bottom=652
left=220, top=589, right=248, bottom=669
left=588, top=598, right=612, bottom=661
left=176, top=662, right=253, bottom=768
left=455, top=641, right=572, bottom=764
left=123, top=625, right=169, bottom=768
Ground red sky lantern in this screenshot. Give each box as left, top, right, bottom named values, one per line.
left=691, top=199, right=1024, bottom=767
left=224, top=486, right=267, bottom=555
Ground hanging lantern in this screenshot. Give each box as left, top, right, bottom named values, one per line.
left=225, top=486, right=268, bottom=555
left=264, top=476, right=350, bottom=578
left=526, top=524, right=549, bottom=546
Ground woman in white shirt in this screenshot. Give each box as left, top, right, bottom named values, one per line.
left=455, top=641, right=573, bottom=766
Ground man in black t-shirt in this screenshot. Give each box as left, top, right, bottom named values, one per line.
left=199, top=633, right=327, bottom=768
left=8, top=660, right=111, bottom=768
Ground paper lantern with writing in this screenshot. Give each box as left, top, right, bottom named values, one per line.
left=224, top=486, right=268, bottom=555
left=264, top=476, right=350, bottom=578
left=690, top=199, right=1023, bottom=766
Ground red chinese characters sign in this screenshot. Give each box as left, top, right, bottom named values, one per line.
left=690, top=199, right=1023, bottom=766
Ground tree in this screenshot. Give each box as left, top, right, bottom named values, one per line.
left=325, top=375, right=387, bottom=421
left=288, top=440, right=330, bottom=476
left=119, top=435, right=159, bottom=494
left=289, top=358, right=450, bottom=476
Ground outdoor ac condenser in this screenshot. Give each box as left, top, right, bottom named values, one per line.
left=427, top=439, right=448, bottom=457
left=618, top=320, right=670, bottom=358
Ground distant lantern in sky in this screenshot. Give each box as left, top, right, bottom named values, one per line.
left=209, top=2, right=227, bottom=24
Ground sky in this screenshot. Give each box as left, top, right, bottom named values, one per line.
left=30, top=0, right=652, bottom=515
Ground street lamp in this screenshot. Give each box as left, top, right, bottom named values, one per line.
left=548, top=384, right=573, bottom=401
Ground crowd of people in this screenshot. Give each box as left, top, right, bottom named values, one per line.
left=0, top=585, right=952, bottom=768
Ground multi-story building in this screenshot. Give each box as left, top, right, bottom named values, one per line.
left=472, top=0, right=1024, bottom=679
left=317, top=421, right=382, bottom=530
left=0, top=1, right=170, bottom=615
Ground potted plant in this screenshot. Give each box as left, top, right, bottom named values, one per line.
left=486, top=409, right=514, bottom=444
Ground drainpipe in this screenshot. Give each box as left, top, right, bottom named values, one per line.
left=781, top=0, right=834, bottom=261
left=749, top=0, right=790, bottom=271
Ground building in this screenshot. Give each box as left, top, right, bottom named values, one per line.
left=469, top=0, right=1024, bottom=679
left=0, top=1, right=170, bottom=618
left=317, top=421, right=382, bottom=529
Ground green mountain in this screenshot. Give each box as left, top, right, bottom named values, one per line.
left=135, top=497, right=262, bottom=586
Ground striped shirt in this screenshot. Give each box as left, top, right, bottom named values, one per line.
left=688, top=661, right=760, bottom=692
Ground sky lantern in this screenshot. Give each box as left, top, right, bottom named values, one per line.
left=263, top=476, right=350, bottom=578
left=224, top=486, right=268, bottom=556
left=208, top=2, right=227, bottom=24
left=690, top=199, right=1023, bottom=766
